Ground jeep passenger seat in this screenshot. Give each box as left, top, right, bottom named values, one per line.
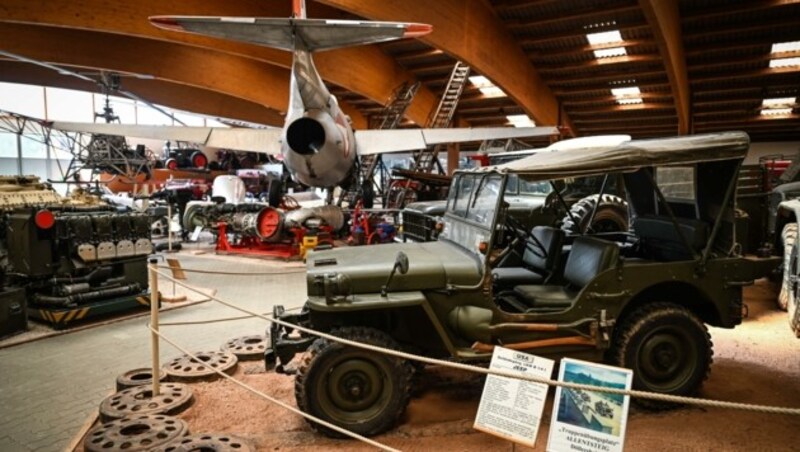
left=492, top=226, right=565, bottom=288
left=513, top=236, right=619, bottom=310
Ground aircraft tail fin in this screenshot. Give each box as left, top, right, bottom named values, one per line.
left=150, top=16, right=432, bottom=52
left=292, top=0, right=306, bottom=19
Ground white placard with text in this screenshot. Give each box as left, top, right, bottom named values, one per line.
left=547, top=358, right=633, bottom=452
left=473, top=346, right=555, bottom=447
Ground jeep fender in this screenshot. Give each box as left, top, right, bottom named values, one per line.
left=306, top=292, right=459, bottom=356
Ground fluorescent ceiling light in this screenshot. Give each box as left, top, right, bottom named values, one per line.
left=506, top=114, right=535, bottom=127
left=469, top=75, right=506, bottom=97
left=479, top=86, right=507, bottom=98
left=611, top=87, right=641, bottom=97
left=761, top=108, right=793, bottom=116
left=594, top=47, right=627, bottom=58
left=586, top=30, right=622, bottom=45
left=762, top=97, right=796, bottom=108
left=469, top=75, right=492, bottom=87
left=769, top=57, right=800, bottom=68
left=772, top=41, right=800, bottom=53
left=611, top=86, right=642, bottom=105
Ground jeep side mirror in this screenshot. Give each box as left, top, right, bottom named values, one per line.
left=381, top=251, right=409, bottom=297
left=396, top=251, right=409, bottom=274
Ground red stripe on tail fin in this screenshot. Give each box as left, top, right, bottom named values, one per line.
left=403, top=23, right=433, bottom=38
left=292, top=0, right=307, bottom=18
left=149, top=16, right=184, bottom=31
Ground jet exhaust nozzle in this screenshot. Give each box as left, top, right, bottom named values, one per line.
left=287, top=117, right=325, bottom=155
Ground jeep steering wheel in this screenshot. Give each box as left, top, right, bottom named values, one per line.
left=504, top=215, right=548, bottom=259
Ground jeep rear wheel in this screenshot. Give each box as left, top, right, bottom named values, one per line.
left=611, top=303, right=712, bottom=409
left=295, top=327, right=413, bottom=437
left=791, top=296, right=800, bottom=338
left=561, top=194, right=628, bottom=234
left=778, top=223, right=797, bottom=311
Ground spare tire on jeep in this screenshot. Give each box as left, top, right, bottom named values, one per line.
left=561, top=193, right=629, bottom=234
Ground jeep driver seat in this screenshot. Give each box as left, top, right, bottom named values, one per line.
left=512, top=236, right=619, bottom=310
left=492, top=226, right=565, bottom=288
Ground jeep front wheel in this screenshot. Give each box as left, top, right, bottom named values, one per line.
left=611, top=303, right=712, bottom=409
left=778, top=222, right=797, bottom=311
left=295, top=327, right=413, bottom=437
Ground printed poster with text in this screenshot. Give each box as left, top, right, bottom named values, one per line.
left=547, top=358, right=633, bottom=452
left=473, top=346, right=555, bottom=448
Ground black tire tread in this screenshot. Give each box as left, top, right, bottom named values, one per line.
left=294, top=326, right=413, bottom=438
left=561, top=194, right=628, bottom=233
left=611, top=302, right=713, bottom=409
left=778, top=223, right=797, bottom=311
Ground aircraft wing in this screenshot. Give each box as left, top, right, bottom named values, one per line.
left=50, top=122, right=283, bottom=154
left=150, top=16, right=432, bottom=52
left=354, top=126, right=560, bottom=155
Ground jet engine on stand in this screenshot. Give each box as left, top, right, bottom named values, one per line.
left=186, top=202, right=344, bottom=259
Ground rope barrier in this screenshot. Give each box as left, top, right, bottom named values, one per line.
left=159, top=306, right=304, bottom=327
left=156, top=265, right=305, bottom=276
left=148, top=324, right=400, bottom=452
left=152, top=268, right=800, bottom=416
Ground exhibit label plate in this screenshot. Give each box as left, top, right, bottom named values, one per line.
left=473, top=346, right=554, bottom=447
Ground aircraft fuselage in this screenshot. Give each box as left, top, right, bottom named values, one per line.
left=282, top=49, right=356, bottom=188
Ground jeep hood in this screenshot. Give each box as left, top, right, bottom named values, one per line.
left=305, top=241, right=482, bottom=294
left=404, top=200, right=447, bottom=215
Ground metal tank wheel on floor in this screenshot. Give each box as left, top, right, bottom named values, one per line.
left=164, top=351, right=238, bottom=382
left=84, top=414, right=189, bottom=452
left=153, top=433, right=253, bottom=452
left=116, top=367, right=170, bottom=392
left=99, top=383, right=194, bottom=423
left=221, top=335, right=269, bottom=361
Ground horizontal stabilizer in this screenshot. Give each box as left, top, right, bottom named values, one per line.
left=354, top=127, right=560, bottom=155
left=51, top=122, right=282, bottom=154
left=150, top=16, right=432, bottom=52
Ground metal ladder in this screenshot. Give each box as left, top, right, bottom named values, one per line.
left=338, top=81, right=421, bottom=207
left=416, top=62, right=471, bottom=173
left=391, top=62, right=470, bottom=207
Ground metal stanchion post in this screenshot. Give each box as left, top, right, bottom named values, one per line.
left=167, top=203, right=173, bottom=252
left=149, top=258, right=161, bottom=396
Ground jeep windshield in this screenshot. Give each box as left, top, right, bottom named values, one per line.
left=506, top=174, right=551, bottom=197
left=440, top=172, right=504, bottom=256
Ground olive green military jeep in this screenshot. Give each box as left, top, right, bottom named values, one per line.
left=264, top=132, right=781, bottom=437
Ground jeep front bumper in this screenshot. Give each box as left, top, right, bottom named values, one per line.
left=263, top=304, right=314, bottom=373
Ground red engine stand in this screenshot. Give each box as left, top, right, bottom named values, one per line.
left=215, top=223, right=300, bottom=259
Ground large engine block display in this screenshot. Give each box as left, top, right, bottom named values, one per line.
left=0, top=176, right=152, bottom=330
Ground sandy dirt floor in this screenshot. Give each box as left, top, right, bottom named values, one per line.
left=152, top=281, right=800, bottom=451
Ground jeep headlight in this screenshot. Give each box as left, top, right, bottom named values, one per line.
left=314, top=272, right=352, bottom=303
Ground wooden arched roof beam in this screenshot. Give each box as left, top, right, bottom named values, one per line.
left=0, top=60, right=283, bottom=126
left=319, top=0, right=574, bottom=134
left=0, top=0, right=439, bottom=126
left=638, top=0, right=690, bottom=134
left=0, top=22, right=367, bottom=128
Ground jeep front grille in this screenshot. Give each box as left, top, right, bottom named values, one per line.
left=402, top=211, right=436, bottom=242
